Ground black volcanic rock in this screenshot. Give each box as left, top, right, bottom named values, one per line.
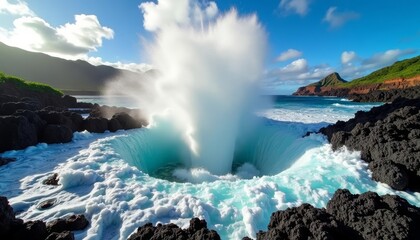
left=320, top=97, right=420, bottom=191
left=256, top=189, right=420, bottom=240
left=1, top=196, right=86, bottom=239
left=350, top=85, right=420, bottom=102
left=82, top=117, right=109, bottom=133
left=46, top=214, right=89, bottom=233
left=40, top=125, right=73, bottom=144
left=0, top=102, right=40, bottom=115
left=256, top=204, right=358, bottom=240
left=326, top=189, right=420, bottom=240
left=111, top=112, right=142, bottom=130
left=0, top=115, right=37, bottom=152
left=43, top=173, right=60, bottom=186
left=108, top=118, right=123, bottom=132
left=0, top=196, right=19, bottom=236
left=128, top=218, right=220, bottom=240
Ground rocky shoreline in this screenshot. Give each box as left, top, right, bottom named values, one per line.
left=1, top=91, right=419, bottom=239
left=320, top=97, right=420, bottom=191
left=0, top=93, right=146, bottom=154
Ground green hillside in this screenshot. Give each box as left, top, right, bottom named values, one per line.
left=310, top=72, right=347, bottom=87
left=0, top=71, right=63, bottom=96
left=344, top=55, right=420, bottom=87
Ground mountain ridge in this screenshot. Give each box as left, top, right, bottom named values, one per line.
left=0, top=42, right=144, bottom=92
left=293, top=55, right=420, bottom=97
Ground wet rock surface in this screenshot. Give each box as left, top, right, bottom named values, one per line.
left=256, top=189, right=420, bottom=240
left=0, top=94, right=145, bottom=153
left=0, top=196, right=87, bottom=240
left=320, top=97, right=420, bottom=191
left=128, top=218, right=221, bottom=240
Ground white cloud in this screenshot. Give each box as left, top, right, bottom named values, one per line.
left=323, top=7, right=359, bottom=28
left=0, top=14, right=114, bottom=59
left=87, top=56, right=153, bottom=73
left=0, top=0, right=34, bottom=16
left=341, top=51, right=357, bottom=65
left=276, top=49, right=303, bottom=62
left=265, top=58, right=334, bottom=84
left=341, top=49, right=416, bottom=79
left=279, top=0, right=309, bottom=16
left=139, top=0, right=218, bottom=32
left=281, top=58, right=308, bottom=73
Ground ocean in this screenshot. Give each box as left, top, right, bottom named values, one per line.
left=1, top=95, right=419, bottom=240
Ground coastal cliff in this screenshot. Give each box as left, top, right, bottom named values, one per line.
left=293, top=55, right=420, bottom=100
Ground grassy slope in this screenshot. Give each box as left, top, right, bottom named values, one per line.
left=0, top=71, right=63, bottom=96
left=342, top=55, right=420, bottom=87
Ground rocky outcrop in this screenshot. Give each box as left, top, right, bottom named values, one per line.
left=349, top=85, right=420, bottom=102
left=128, top=218, right=221, bottom=240
left=293, top=72, right=347, bottom=96
left=320, top=97, right=420, bottom=191
left=256, top=189, right=420, bottom=240
left=0, top=196, right=88, bottom=240
left=0, top=115, right=38, bottom=152
left=256, top=203, right=356, bottom=240
left=0, top=100, right=145, bottom=153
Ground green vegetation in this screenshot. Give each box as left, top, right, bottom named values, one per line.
left=0, top=71, right=63, bottom=96
left=343, top=55, right=420, bottom=87
left=309, top=72, right=347, bottom=87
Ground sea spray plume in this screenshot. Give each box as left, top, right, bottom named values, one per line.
left=107, top=0, right=267, bottom=175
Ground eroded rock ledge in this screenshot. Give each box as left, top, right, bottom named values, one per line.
left=320, top=97, right=420, bottom=191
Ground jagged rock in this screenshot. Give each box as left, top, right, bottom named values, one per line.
left=82, top=117, right=108, bottom=133
left=326, top=189, right=420, bottom=240
left=369, top=160, right=409, bottom=190
left=12, top=220, right=48, bottom=240
left=46, top=214, right=89, bottom=233
left=43, top=173, right=59, bottom=186
left=108, top=118, right=123, bottom=132
left=13, top=110, right=46, bottom=135
left=61, top=95, right=77, bottom=108
left=40, top=124, right=73, bottom=144
left=111, top=112, right=142, bottom=130
left=0, top=94, right=18, bottom=104
left=0, top=102, right=39, bottom=115
left=0, top=115, right=37, bottom=152
left=256, top=203, right=357, bottom=240
left=45, top=231, right=74, bottom=240
left=0, top=196, right=17, bottom=236
left=37, top=110, right=74, bottom=130
left=128, top=218, right=220, bottom=240
left=320, top=98, right=420, bottom=191
left=0, top=157, right=15, bottom=167
left=37, top=199, right=57, bottom=210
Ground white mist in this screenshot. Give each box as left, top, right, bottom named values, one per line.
left=109, top=0, right=267, bottom=175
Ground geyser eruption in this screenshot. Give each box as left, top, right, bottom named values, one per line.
left=131, top=0, right=266, bottom=175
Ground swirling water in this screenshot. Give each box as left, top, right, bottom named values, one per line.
left=0, top=96, right=419, bottom=240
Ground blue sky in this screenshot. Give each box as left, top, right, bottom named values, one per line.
left=0, top=0, right=419, bottom=94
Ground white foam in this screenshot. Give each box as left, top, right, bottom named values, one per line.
left=2, top=126, right=419, bottom=240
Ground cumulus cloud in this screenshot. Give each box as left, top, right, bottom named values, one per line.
left=0, top=0, right=34, bottom=16
left=323, top=7, right=359, bottom=28
left=87, top=56, right=153, bottom=73
left=0, top=14, right=114, bottom=59
left=276, top=49, right=303, bottom=62
left=341, top=49, right=416, bottom=79
left=279, top=0, right=309, bottom=16
left=341, top=51, right=357, bottom=65
left=265, top=58, right=334, bottom=85
left=139, top=0, right=218, bottom=32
